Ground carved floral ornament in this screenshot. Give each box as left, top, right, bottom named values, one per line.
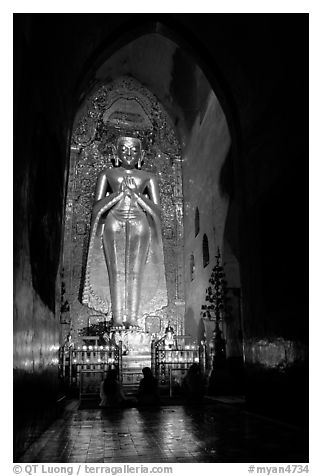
left=72, top=76, right=180, bottom=158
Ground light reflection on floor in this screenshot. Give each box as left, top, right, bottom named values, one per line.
left=18, top=403, right=308, bottom=463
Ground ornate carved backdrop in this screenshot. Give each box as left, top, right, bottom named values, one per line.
left=62, top=77, right=185, bottom=342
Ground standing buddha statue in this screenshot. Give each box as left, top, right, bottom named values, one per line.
left=82, top=136, right=167, bottom=327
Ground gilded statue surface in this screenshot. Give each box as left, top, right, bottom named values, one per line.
left=82, top=136, right=168, bottom=326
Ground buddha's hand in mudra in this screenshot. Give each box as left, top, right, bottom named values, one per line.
left=120, top=176, right=138, bottom=197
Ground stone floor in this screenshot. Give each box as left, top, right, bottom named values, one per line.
left=18, top=399, right=308, bottom=463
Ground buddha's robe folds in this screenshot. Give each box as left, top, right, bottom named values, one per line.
left=82, top=184, right=167, bottom=326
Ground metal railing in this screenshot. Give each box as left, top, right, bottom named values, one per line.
left=59, top=342, right=121, bottom=389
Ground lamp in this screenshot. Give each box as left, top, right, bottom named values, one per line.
left=164, top=321, right=175, bottom=349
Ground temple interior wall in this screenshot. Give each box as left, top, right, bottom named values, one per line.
left=14, top=21, right=67, bottom=453
left=182, top=90, right=231, bottom=339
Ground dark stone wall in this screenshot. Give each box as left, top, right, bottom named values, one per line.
left=14, top=14, right=74, bottom=459
left=14, top=13, right=308, bottom=458
left=174, top=15, right=308, bottom=423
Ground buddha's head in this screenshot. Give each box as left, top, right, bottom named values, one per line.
left=116, top=136, right=143, bottom=169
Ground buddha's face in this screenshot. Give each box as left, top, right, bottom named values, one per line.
left=117, top=137, right=142, bottom=168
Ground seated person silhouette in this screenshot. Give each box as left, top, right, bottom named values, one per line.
left=99, top=369, right=126, bottom=408
left=137, top=367, right=159, bottom=406
left=182, top=363, right=205, bottom=404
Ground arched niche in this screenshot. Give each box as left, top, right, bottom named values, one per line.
left=190, top=254, right=195, bottom=281
left=63, top=76, right=184, bottom=339
left=61, top=29, right=237, bottom=344
left=202, top=234, right=210, bottom=268
left=75, top=20, right=240, bottom=156
left=195, top=207, right=200, bottom=237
